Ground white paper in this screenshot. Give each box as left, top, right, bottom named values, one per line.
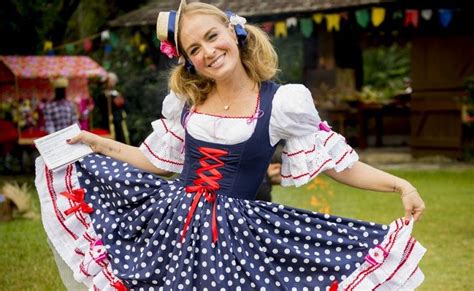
left=34, top=124, right=93, bottom=171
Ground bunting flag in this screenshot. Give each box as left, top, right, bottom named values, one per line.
left=313, top=13, right=324, bottom=24
left=139, top=43, right=147, bottom=54
left=43, top=41, right=53, bottom=52
left=286, top=17, right=298, bottom=28
left=261, top=22, right=274, bottom=33
left=372, top=7, right=386, bottom=27
left=421, top=9, right=433, bottom=21
left=132, top=32, right=141, bottom=46
left=340, top=12, right=349, bottom=21
left=299, top=18, right=313, bottom=38
left=404, top=9, right=419, bottom=28
left=65, top=44, right=75, bottom=54
left=355, top=9, right=370, bottom=28
left=326, top=14, right=341, bottom=31
left=110, top=32, right=119, bottom=48
left=439, top=9, right=453, bottom=27
left=392, top=10, right=403, bottom=20
left=83, top=38, right=93, bottom=52
left=101, top=30, right=110, bottom=41
left=104, top=44, right=112, bottom=54
left=37, top=6, right=461, bottom=58
left=274, top=21, right=288, bottom=37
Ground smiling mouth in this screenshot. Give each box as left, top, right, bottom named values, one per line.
left=208, top=54, right=225, bottom=68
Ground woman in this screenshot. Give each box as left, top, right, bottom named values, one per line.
left=35, top=1, right=425, bottom=290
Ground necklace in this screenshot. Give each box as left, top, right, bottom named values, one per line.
left=215, top=88, right=233, bottom=111
left=215, top=82, right=256, bottom=111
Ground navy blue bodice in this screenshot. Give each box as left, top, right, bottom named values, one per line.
left=179, top=81, right=280, bottom=200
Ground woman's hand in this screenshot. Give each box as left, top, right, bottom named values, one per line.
left=400, top=188, right=425, bottom=223
left=67, top=130, right=103, bottom=153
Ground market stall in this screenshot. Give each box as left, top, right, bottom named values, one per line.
left=0, top=55, right=109, bottom=144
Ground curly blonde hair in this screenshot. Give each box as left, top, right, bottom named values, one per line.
left=168, top=2, right=278, bottom=106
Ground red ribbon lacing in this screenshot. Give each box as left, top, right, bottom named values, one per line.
left=180, top=147, right=228, bottom=244
left=60, top=188, right=94, bottom=215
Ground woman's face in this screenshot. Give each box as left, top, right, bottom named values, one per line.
left=179, top=13, right=241, bottom=81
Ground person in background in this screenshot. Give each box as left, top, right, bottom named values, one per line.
left=42, top=77, right=78, bottom=133
left=255, top=142, right=284, bottom=202
left=76, top=95, right=95, bottom=131
left=101, top=72, right=129, bottom=144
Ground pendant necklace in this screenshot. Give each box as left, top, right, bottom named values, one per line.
left=215, top=88, right=234, bottom=111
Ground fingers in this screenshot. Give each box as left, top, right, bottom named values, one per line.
left=66, top=131, right=84, bottom=144
left=404, top=209, right=412, bottom=225
left=413, top=209, right=423, bottom=222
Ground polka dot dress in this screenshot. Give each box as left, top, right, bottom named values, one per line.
left=78, top=154, right=388, bottom=290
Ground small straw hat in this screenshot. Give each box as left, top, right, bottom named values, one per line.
left=156, top=0, right=186, bottom=56
left=50, top=77, right=69, bottom=88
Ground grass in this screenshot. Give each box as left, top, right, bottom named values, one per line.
left=1, top=169, right=473, bottom=290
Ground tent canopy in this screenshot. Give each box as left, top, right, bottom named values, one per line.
left=0, top=56, right=107, bottom=79
left=0, top=56, right=108, bottom=101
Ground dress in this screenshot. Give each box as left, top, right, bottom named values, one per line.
left=35, top=81, right=425, bottom=290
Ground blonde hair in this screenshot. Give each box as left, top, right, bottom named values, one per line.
left=169, top=2, right=278, bottom=106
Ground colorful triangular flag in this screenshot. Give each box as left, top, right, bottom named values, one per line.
left=372, top=7, right=386, bottom=27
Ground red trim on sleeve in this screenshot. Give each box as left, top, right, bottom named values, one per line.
left=160, top=119, right=184, bottom=142
left=143, top=142, right=184, bottom=166
left=323, top=132, right=335, bottom=146
left=281, top=158, right=332, bottom=180
left=282, top=144, right=316, bottom=157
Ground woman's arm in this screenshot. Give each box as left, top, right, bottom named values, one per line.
left=324, top=161, right=425, bottom=222
left=67, top=130, right=173, bottom=177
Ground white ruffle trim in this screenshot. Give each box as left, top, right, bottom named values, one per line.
left=139, top=119, right=185, bottom=173
left=280, top=130, right=359, bottom=187
left=35, top=158, right=126, bottom=291
left=339, top=218, right=426, bottom=290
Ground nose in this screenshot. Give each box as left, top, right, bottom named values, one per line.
left=203, top=44, right=216, bottom=57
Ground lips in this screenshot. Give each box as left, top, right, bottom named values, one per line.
left=208, top=54, right=225, bottom=68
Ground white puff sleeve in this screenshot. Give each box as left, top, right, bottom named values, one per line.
left=138, top=91, right=186, bottom=173
left=270, top=84, right=359, bottom=187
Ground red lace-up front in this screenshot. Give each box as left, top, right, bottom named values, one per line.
left=180, top=147, right=228, bottom=244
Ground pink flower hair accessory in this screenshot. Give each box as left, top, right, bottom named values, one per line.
left=160, top=41, right=179, bottom=59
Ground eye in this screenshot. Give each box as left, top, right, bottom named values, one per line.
left=208, top=33, right=218, bottom=40
left=189, top=46, right=199, bottom=56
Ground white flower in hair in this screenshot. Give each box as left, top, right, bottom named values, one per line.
left=229, top=15, right=247, bottom=26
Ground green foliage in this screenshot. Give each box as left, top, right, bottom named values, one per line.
left=362, top=44, right=411, bottom=100
left=273, top=33, right=304, bottom=83
left=92, top=28, right=172, bottom=145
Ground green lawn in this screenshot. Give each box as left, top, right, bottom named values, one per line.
left=0, top=169, right=473, bottom=290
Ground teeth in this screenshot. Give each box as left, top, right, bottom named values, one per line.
left=209, top=55, right=224, bottom=67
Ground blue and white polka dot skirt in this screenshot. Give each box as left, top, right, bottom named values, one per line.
left=36, top=154, right=425, bottom=290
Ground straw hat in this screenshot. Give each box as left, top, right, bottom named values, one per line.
left=156, top=0, right=186, bottom=55
left=50, top=77, right=69, bottom=88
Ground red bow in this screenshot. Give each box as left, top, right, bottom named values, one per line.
left=329, top=280, right=339, bottom=291
left=60, top=188, right=93, bottom=215
left=181, top=185, right=218, bottom=244
left=112, top=280, right=127, bottom=291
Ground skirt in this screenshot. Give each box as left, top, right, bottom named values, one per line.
left=35, top=154, right=425, bottom=290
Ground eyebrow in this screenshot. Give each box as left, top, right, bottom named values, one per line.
left=184, top=27, right=218, bottom=52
